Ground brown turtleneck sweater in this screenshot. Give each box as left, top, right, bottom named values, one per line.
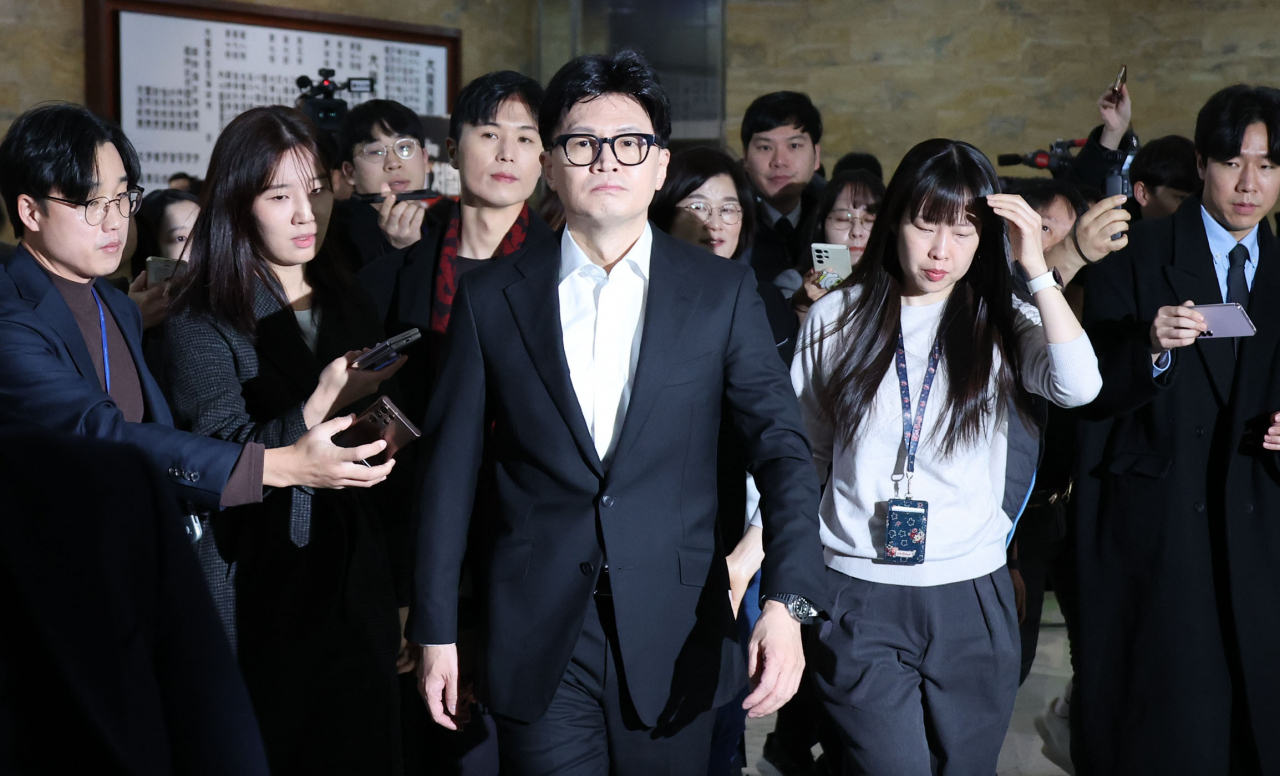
left=45, top=270, right=263, bottom=507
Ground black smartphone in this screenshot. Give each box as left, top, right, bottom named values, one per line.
left=351, top=189, right=435, bottom=205
left=350, top=328, right=422, bottom=371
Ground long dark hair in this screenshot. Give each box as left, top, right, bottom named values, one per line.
left=171, top=106, right=351, bottom=334
left=817, top=138, right=1031, bottom=456
left=649, top=146, right=754, bottom=260
left=132, top=188, right=200, bottom=276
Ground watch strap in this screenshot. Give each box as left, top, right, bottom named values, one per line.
left=1027, top=270, right=1059, bottom=295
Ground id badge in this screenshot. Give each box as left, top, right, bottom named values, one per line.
left=884, top=498, right=928, bottom=564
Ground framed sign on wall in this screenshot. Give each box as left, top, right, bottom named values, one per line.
left=85, top=0, right=461, bottom=187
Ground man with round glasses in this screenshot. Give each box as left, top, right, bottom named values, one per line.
left=409, top=50, right=827, bottom=775
left=333, top=99, right=432, bottom=266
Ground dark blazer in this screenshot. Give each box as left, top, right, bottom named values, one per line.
left=0, top=429, right=269, bottom=776
left=407, top=226, right=828, bottom=727
left=163, top=280, right=404, bottom=776
left=357, top=204, right=555, bottom=426
left=0, top=245, right=242, bottom=509
left=1074, top=197, right=1280, bottom=774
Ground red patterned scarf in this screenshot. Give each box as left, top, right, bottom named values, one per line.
left=430, top=202, right=531, bottom=335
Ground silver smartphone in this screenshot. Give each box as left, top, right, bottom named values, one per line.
left=811, top=243, right=853, bottom=283
left=1193, top=303, right=1256, bottom=339
left=145, top=256, right=188, bottom=288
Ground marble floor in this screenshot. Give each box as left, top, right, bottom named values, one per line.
left=745, top=594, right=1072, bottom=776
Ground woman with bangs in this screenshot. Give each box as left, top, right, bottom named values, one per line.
left=792, top=138, right=1102, bottom=773
left=164, top=106, right=406, bottom=776
left=791, top=169, right=887, bottom=321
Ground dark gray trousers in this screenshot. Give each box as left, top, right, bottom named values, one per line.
left=812, top=567, right=1020, bottom=776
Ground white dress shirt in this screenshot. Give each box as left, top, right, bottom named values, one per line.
left=558, top=224, right=652, bottom=462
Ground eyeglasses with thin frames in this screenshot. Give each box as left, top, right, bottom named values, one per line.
left=553, top=133, right=662, bottom=167
left=826, top=210, right=876, bottom=231
left=45, top=189, right=144, bottom=227
left=358, top=138, right=421, bottom=163
left=681, top=201, right=744, bottom=225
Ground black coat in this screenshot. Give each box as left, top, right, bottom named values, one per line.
left=405, top=226, right=828, bottom=728
left=162, top=281, right=403, bottom=776
left=1074, top=197, right=1280, bottom=774
left=0, top=429, right=269, bottom=776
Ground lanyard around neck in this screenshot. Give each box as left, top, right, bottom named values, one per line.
left=893, top=328, right=940, bottom=498
left=90, top=286, right=111, bottom=393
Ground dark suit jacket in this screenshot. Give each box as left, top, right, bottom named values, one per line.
left=407, top=225, right=827, bottom=727
left=0, top=245, right=242, bottom=509
left=1074, top=197, right=1280, bottom=774
left=0, top=430, right=269, bottom=776
left=358, top=204, right=555, bottom=426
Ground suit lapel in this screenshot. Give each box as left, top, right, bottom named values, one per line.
left=6, top=246, right=101, bottom=383
left=1163, top=201, right=1235, bottom=404
left=1234, top=218, right=1280, bottom=410
left=505, top=242, right=604, bottom=477
left=252, top=282, right=322, bottom=399
left=611, top=233, right=700, bottom=467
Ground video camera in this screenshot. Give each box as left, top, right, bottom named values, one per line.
left=296, top=69, right=377, bottom=135
left=997, top=139, right=1087, bottom=178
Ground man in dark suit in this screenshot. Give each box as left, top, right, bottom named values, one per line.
left=739, top=91, right=825, bottom=286
left=0, top=104, right=393, bottom=519
left=1075, top=84, right=1280, bottom=775
left=409, top=51, right=828, bottom=775
left=0, top=429, right=270, bottom=775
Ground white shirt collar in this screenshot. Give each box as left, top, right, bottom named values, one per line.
left=761, top=199, right=802, bottom=229
left=559, top=222, right=653, bottom=282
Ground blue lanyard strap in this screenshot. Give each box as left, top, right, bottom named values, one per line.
left=894, top=328, right=941, bottom=494
left=90, top=287, right=111, bottom=393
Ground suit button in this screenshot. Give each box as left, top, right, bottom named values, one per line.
left=1245, top=503, right=1255, bottom=514
left=1194, top=502, right=1205, bottom=512
left=1195, top=426, right=1205, bottom=438
left=580, top=562, right=594, bottom=576
left=191, top=472, right=200, bottom=482
left=601, top=495, right=615, bottom=508
left=168, top=467, right=179, bottom=477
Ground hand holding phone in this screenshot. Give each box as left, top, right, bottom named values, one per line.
left=332, top=396, right=421, bottom=465
left=1109, top=64, right=1127, bottom=102
left=811, top=243, right=853, bottom=289
left=145, top=256, right=188, bottom=288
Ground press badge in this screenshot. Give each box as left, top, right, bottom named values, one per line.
left=885, top=498, right=928, bottom=564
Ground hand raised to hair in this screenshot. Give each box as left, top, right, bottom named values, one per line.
left=986, top=193, right=1048, bottom=277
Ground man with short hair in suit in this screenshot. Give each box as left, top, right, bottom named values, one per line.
left=1075, top=84, right=1280, bottom=775
left=409, top=50, right=828, bottom=775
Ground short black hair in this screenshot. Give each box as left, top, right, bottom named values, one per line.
left=539, top=49, right=671, bottom=148
left=1194, top=84, right=1280, bottom=164
left=649, top=146, right=755, bottom=260
left=338, top=99, right=425, bottom=164
left=0, top=103, right=141, bottom=239
left=1002, top=177, right=1088, bottom=219
left=833, top=151, right=883, bottom=181
left=740, top=91, right=823, bottom=150
left=132, top=187, right=201, bottom=276
left=450, top=71, right=544, bottom=143
left=1130, top=135, right=1200, bottom=193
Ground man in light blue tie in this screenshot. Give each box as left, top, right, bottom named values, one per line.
left=1072, top=84, right=1280, bottom=775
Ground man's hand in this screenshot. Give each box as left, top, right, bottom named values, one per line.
left=128, top=271, right=171, bottom=331
left=1074, top=195, right=1131, bottom=261
left=418, top=643, right=463, bottom=730
left=1098, top=83, right=1132, bottom=151
left=375, top=183, right=427, bottom=250
left=742, top=600, right=804, bottom=719
left=1010, top=568, right=1027, bottom=624
left=263, top=414, right=396, bottom=489
left=1150, top=301, right=1205, bottom=361
left=1264, top=412, right=1280, bottom=451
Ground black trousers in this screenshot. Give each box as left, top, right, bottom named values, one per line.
left=1015, top=501, right=1080, bottom=684
left=493, top=593, right=716, bottom=776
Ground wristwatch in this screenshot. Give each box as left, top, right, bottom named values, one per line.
left=760, top=593, right=819, bottom=622
left=1027, top=268, right=1063, bottom=295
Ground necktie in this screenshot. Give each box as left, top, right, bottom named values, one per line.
left=775, top=215, right=795, bottom=237
left=1227, top=243, right=1250, bottom=309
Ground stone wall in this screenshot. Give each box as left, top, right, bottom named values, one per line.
left=725, top=0, right=1280, bottom=178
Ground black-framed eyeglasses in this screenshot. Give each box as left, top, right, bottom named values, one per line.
left=358, top=138, right=421, bottom=162
left=553, top=133, right=662, bottom=167
left=45, top=188, right=144, bottom=226
left=681, top=201, right=744, bottom=225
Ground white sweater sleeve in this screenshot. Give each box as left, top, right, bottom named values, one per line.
left=791, top=293, right=843, bottom=487
left=1012, top=295, right=1103, bottom=408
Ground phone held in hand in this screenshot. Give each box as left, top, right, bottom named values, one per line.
left=1109, top=64, right=1127, bottom=101
left=332, top=396, right=422, bottom=466
left=1193, top=303, right=1256, bottom=339
left=351, top=189, right=435, bottom=205
left=811, top=243, right=853, bottom=290
left=351, top=328, right=422, bottom=371
left=145, top=256, right=188, bottom=288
